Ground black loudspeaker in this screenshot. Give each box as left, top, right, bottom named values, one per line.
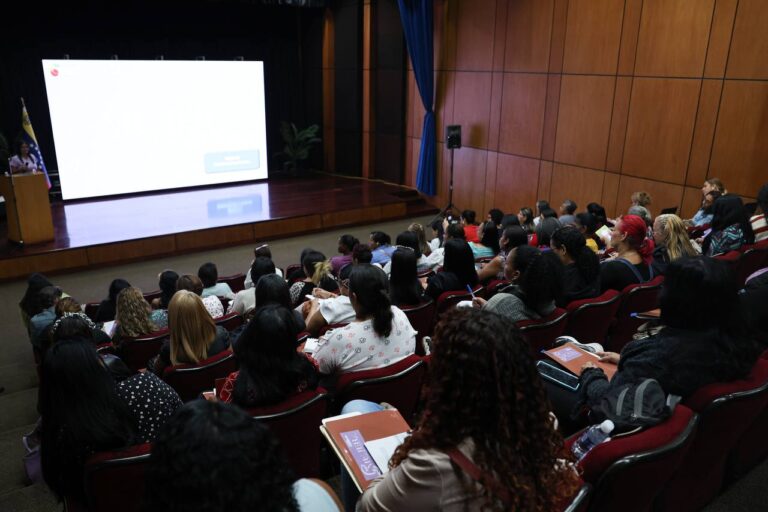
left=446, top=125, right=462, bottom=149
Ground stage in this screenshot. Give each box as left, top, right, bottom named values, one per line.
left=0, top=174, right=435, bottom=281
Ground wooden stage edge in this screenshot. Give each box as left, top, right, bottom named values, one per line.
left=0, top=175, right=437, bottom=281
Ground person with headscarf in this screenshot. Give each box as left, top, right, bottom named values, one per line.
left=702, top=195, right=754, bottom=256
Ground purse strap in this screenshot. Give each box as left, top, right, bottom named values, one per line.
left=446, top=448, right=513, bottom=506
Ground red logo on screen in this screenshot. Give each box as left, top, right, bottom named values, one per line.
left=50, top=69, right=59, bottom=77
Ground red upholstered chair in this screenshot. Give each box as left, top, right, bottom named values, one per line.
left=481, top=279, right=511, bottom=300
left=416, top=268, right=435, bottom=279
left=655, top=358, right=768, bottom=512
left=247, top=389, right=328, bottom=478
left=736, top=247, right=768, bottom=287
left=285, top=263, right=304, bottom=283
left=142, top=290, right=162, bottom=304
left=728, top=350, right=768, bottom=479
left=162, top=350, right=237, bottom=402
left=606, top=276, right=664, bottom=353
left=435, top=285, right=483, bottom=318
left=564, top=290, right=622, bottom=345
left=567, top=404, right=698, bottom=512
left=714, top=250, right=741, bottom=277
left=84, top=302, right=100, bottom=321
left=215, top=311, right=244, bottom=332
left=399, top=300, right=436, bottom=355
left=333, top=354, right=426, bottom=422
left=119, top=329, right=169, bottom=373
left=65, top=442, right=153, bottom=512
left=218, top=273, right=246, bottom=294
left=516, top=308, right=569, bottom=358
left=562, top=482, right=592, bottom=512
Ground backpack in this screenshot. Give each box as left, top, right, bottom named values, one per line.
left=592, top=378, right=680, bottom=435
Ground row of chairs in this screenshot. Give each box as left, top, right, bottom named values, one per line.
left=566, top=353, right=768, bottom=512
left=712, top=239, right=768, bottom=287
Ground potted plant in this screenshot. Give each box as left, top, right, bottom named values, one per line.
left=277, top=121, right=321, bottom=175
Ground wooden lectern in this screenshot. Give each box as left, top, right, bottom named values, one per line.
left=0, top=173, right=54, bottom=245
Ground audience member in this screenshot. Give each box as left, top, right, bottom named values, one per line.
left=424, top=222, right=465, bottom=269
left=304, top=263, right=356, bottom=336
left=45, top=298, right=111, bottom=350
left=230, top=257, right=278, bottom=316
left=631, top=191, right=652, bottom=216
left=408, top=222, right=432, bottom=257
left=477, top=225, right=528, bottom=282
left=94, top=278, right=131, bottom=323
left=517, top=207, right=535, bottom=233
left=702, top=195, right=754, bottom=256
left=389, top=247, right=425, bottom=307
left=559, top=199, right=578, bottom=225
left=424, top=239, right=479, bottom=301
left=28, top=286, right=62, bottom=348
left=487, top=208, right=504, bottom=229
left=750, top=183, right=768, bottom=243
left=354, top=309, right=579, bottom=511
left=255, top=274, right=306, bottom=332
left=244, top=244, right=284, bottom=289
left=575, top=212, right=603, bottom=252
left=627, top=205, right=652, bottom=227
left=587, top=202, right=610, bottom=228
left=176, top=274, right=224, bottom=319
left=383, top=231, right=430, bottom=274
left=144, top=401, right=340, bottom=512
left=469, top=220, right=500, bottom=259
left=331, top=234, right=359, bottom=275
left=551, top=226, right=600, bottom=306
left=152, top=270, right=179, bottom=311
left=286, top=248, right=314, bottom=283
left=313, top=265, right=416, bottom=375
left=688, top=189, right=720, bottom=227
left=533, top=216, right=562, bottom=248
left=114, top=287, right=158, bottom=343
left=19, top=273, right=55, bottom=331
left=599, top=215, right=654, bottom=292
left=651, top=214, right=699, bottom=275
left=198, top=262, right=235, bottom=300
left=41, top=339, right=181, bottom=502
left=460, top=210, right=480, bottom=243
left=150, top=290, right=230, bottom=376
left=220, top=304, right=318, bottom=407
left=533, top=199, right=550, bottom=226
left=473, top=247, right=563, bottom=323
left=427, top=218, right=444, bottom=253
left=499, top=213, right=521, bottom=231
left=580, top=258, right=758, bottom=411
left=289, top=251, right=338, bottom=308
left=351, top=243, right=373, bottom=265
left=369, top=231, right=395, bottom=265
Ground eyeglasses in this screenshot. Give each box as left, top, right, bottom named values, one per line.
left=394, top=245, right=414, bottom=252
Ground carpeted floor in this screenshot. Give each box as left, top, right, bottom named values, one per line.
left=0, top=213, right=766, bottom=511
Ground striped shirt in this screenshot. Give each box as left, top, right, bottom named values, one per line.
left=751, top=214, right=768, bottom=243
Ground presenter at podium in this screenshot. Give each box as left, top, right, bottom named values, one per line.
left=9, top=141, right=40, bottom=175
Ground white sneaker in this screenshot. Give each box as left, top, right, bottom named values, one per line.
left=553, top=336, right=604, bottom=353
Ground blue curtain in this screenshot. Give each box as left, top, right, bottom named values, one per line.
left=397, top=0, right=435, bottom=196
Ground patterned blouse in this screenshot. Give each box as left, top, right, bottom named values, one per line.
left=115, top=372, right=183, bottom=442
left=313, top=306, right=416, bottom=375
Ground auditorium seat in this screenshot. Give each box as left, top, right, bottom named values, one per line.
left=214, top=311, right=244, bottom=332
left=84, top=302, right=100, bottom=321
left=247, top=389, right=328, bottom=478
left=285, top=263, right=303, bottom=282
left=142, top=290, right=162, bottom=304
left=727, top=351, right=768, bottom=480
left=218, top=272, right=246, bottom=294
left=735, top=246, right=768, bottom=287
left=562, top=482, right=591, bottom=512
left=65, top=442, right=152, bottom=512
left=713, top=250, right=741, bottom=277
left=605, top=276, right=664, bottom=353
left=516, top=308, right=568, bottom=358
left=564, top=289, right=622, bottom=345
left=399, top=299, right=436, bottom=355
left=333, top=354, right=426, bottom=423
left=434, top=285, right=483, bottom=318
left=162, top=349, right=237, bottom=402
left=655, top=358, right=768, bottom=512
left=567, top=405, right=698, bottom=512
left=416, top=268, right=435, bottom=279
left=481, top=279, right=511, bottom=300
left=118, top=329, right=169, bottom=373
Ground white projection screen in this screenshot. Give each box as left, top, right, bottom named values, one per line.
left=42, top=60, right=268, bottom=200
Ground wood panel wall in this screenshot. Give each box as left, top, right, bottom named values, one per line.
left=404, top=0, right=768, bottom=219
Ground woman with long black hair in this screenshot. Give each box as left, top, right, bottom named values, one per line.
left=424, top=239, right=479, bottom=301
left=550, top=226, right=600, bottom=306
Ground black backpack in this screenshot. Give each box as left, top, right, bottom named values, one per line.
left=592, top=378, right=680, bottom=435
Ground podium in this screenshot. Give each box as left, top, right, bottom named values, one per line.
left=0, top=173, right=54, bottom=245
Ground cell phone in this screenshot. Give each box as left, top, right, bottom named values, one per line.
left=536, top=360, right=580, bottom=391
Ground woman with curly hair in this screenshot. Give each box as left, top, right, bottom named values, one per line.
left=352, top=308, right=579, bottom=511
left=113, top=287, right=157, bottom=344
left=144, top=400, right=340, bottom=512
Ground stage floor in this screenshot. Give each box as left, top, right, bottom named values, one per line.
left=0, top=174, right=434, bottom=280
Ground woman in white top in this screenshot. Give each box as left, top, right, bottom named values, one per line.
left=313, top=264, right=416, bottom=376
left=9, top=141, right=40, bottom=174
left=175, top=274, right=224, bottom=318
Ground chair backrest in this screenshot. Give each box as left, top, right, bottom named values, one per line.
left=285, top=263, right=304, bottom=283
left=218, top=273, right=246, bottom=294
left=416, top=268, right=435, bottom=279
left=564, top=290, right=622, bottom=345
left=435, top=284, right=483, bottom=317
left=215, top=311, right=244, bottom=332
left=573, top=405, right=698, bottom=512
left=82, top=443, right=152, bottom=512
left=481, top=279, right=511, bottom=300
left=399, top=300, right=436, bottom=355
left=562, top=482, right=592, bottom=512
left=247, top=389, right=328, bottom=478
left=334, top=354, right=425, bottom=422
left=714, top=250, right=741, bottom=273
left=162, top=350, right=237, bottom=402
left=606, top=276, right=664, bottom=353
left=736, top=248, right=768, bottom=287
left=142, top=290, right=162, bottom=304
left=119, top=329, right=169, bottom=373
left=656, top=358, right=768, bottom=512
left=84, top=302, right=100, bottom=321
left=516, top=308, right=569, bottom=357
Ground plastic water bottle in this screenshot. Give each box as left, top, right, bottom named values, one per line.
left=572, top=420, right=614, bottom=462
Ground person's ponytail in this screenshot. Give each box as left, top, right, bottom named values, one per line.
left=349, top=265, right=393, bottom=338
left=371, top=287, right=393, bottom=338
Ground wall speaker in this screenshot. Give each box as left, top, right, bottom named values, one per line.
left=446, top=125, right=462, bottom=149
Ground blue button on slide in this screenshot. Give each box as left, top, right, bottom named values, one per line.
left=204, top=150, right=261, bottom=173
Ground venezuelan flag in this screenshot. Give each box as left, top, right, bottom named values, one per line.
left=21, top=103, right=51, bottom=189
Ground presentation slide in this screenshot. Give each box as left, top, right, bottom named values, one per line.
left=42, top=59, right=268, bottom=200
